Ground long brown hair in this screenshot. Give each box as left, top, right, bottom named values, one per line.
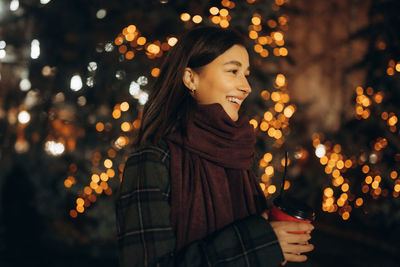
left=134, top=26, right=246, bottom=148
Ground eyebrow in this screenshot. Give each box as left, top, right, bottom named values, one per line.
left=223, top=60, right=250, bottom=72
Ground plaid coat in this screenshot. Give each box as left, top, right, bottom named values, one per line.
left=116, top=140, right=284, bottom=266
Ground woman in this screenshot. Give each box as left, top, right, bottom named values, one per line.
left=116, top=26, right=314, bottom=266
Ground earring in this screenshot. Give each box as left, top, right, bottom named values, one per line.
left=191, top=89, right=195, bottom=93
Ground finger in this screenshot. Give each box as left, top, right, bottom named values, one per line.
left=283, top=233, right=312, bottom=244
left=281, top=243, right=314, bottom=255
left=284, top=253, right=308, bottom=262
left=280, top=260, right=287, bottom=266
left=270, top=221, right=314, bottom=233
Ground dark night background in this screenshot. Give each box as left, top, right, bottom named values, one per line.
left=0, top=0, right=399, bottom=266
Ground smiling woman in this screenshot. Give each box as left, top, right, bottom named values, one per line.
left=183, top=44, right=251, bottom=121
left=116, top=26, right=314, bottom=267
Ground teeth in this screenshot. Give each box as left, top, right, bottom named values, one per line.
left=227, top=97, right=242, bottom=105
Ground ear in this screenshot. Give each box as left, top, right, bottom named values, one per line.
left=182, top=67, right=199, bottom=92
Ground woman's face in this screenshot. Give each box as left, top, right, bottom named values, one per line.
left=185, top=45, right=251, bottom=121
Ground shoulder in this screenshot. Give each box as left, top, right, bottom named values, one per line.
left=126, top=138, right=170, bottom=168
left=120, top=138, right=170, bottom=197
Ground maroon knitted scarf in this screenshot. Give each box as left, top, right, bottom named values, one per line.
left=165, top=103, right=267, bottom=250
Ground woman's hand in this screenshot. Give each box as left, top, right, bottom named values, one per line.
left=269, top=220, right=314, bottom=265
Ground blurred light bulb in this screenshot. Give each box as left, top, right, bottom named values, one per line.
left=87, top=61, right=97, bottom=72
left=18, top=110, right=31, bottom=124
left=137, top=76, right=148, bottom=86
left=315, top=144, right=326, bottom=158
left=138, top=92, right=149, bottom=105
left=0, top=41, right=6, bottom=49
left=15, top=138, right=29, bottom=154
left=70, top=74, right=83, bottom=91
left=45, top=141, right=65, bottom=156
left=96, top=9, right=107, bottom=19
left=31, top=39, right=40, bottom=59
left=129, top=81, right=140, bottom=97
left=40, top=0, right=51, bottom=4
left=0, top=49, right=6, bottom=59
left=10, top=0, right=19, bottom=11
left=86, top=76, right=94, bottom=87
left=19, top=78, right=31, bottom=91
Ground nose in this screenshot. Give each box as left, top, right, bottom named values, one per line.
left=239, top=76, right=252, bottom=95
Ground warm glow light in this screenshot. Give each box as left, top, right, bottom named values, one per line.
left=219, top=8, right=229, bottom=17
left=371, top=181, right=379, bottom=189
left=344, top=159, right=352, bottom=168
left=267, top=185, right=276, bottom=194
left=70, top=210, right=78, bottom=218
left=151, top=68, right=160, bottom=77
left=121, top=122, right=131, bottom=132
left=260, top=183, right=266, bottom=191
left=125, top=51, right=135, bottom=60
left=104, top=159, right=113, bottom=168
left=341, top=183, right=349, bottom=192
left=192, top=15, right=202, bottom=23
left=275, top=74, right=285, bottom=87
left=264, top=111, right=273, bottom=121
left=147, top=44, right=160, bottom=54
left=84, top=186, right=92, bottom=195
left=260, top=121, right=269, bottom=132
left=120, top=102, right=129, bottom=111
left=107, top=169, right=115, bottom=178
left=100, top=172, right=109, bottom=181
left=76, top=198, right=84, bottom=206
left=388, top=116, right=398, bottom=126
left=273, top=32, right=284, bottom=41
left=249, top=31, right=258, bottom=39
left=336, top=160, right=344, bottom=169
left=76, top=206, right=84, bottom=213
left=209, top=7, right=219, bottom=15
left=249, top=119, right=258, bottom=129
left=180, top=13, right=191, bottom=22
left=92, top=174, right=100, bottom=183
left=137, top=37, right=146, bottom=45
left=324, top=187, right=333, bottom=197
left=252, top=16, right=261, bottom=25
left=365, top=175, right=372, bottom=184
left=211, top=16, right=221, bottom=24
left=362, top=165, right=370, bottom=174
left=342, top=211, right=350, bottom=220
left=265, top=166, right=274, bottom=176
left=390, top=171, right=398, bottom=179
left=263, top=153, right=273, bottom=162
left=283, top=105, right=294, bottom=118
left=279, top=47, right=288, bottom=56
left=274, top=103, right=284, bottom=112
left=96, top=122, right=104, bottom=132
left=112, top=109, right=121, bottom=119
left=394, top=184, right=400, bottom=192
left=166, top=37, right=177, bottom=47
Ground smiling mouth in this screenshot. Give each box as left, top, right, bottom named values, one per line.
left=226, top=96, right=243, bottom=109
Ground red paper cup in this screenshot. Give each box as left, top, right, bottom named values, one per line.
left=268, top=196, right=315, bottom=234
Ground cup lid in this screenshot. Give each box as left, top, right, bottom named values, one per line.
left=273, top=196, right=316, bottom=221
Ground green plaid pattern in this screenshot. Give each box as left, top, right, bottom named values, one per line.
left=116, top=141, right=284, bottom=266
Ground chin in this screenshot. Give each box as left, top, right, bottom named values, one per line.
left=229, top=113, right=239, bottom=121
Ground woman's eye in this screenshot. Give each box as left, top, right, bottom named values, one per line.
left=229, top=70, right=238, bottom=74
